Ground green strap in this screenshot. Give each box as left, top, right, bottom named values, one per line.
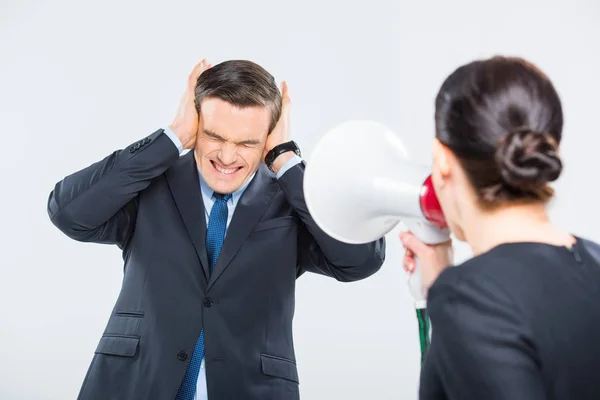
left=416, top=307, right=431, bottom=365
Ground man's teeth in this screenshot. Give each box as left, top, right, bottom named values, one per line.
left=215, top=164, right=238, bottom=174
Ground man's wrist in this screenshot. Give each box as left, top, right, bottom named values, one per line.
left=163, top=127, right=184, bottom=154
left=276, top=154, right=303, bottom=178
left=270, top=151, right=296, bottom=175
left=168, top=124, right=196, bottom=150
left=265, top=141, right=301, bottom=172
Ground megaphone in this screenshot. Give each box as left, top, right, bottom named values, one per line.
left=303, top=120, right=451, bottom=309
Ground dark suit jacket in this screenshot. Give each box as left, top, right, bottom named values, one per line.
left=47, top=129, right=385, bottom=400
left=420, top=236, right=600, bottom=400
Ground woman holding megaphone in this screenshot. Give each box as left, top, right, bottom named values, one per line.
left=400, top=57, right=600, bottom=399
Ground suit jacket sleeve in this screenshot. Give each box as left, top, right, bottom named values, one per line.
left=47, top=129, right=180, bottom=248
left=425, top=273, right=545, bottom=400
left=276, top=162, right=385, bottom=282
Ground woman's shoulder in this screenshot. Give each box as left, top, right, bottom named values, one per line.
left=428, top=243, right=524, bottom=295
left=579, top=236, right=600, bottom=259
left=429, top=235, right=600, bottom=304
left=426, top=249, right=507, bottom=307
left=424, top=245, right=537, bottom=335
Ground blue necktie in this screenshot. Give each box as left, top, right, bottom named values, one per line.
left=176, top=193, right=231, bottom=400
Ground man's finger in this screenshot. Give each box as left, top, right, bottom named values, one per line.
left=188, top=59, right=207, bottom=87
left=280, top=81, right=291, bottom=105
left=190, top=59, right=206, bottom=77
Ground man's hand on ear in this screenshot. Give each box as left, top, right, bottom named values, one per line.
left=263, top=81, right=294, bottom=174
left=169, top=59, right=212, bottom=150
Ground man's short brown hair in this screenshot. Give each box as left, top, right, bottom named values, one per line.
left=194, top=60, right=282, bottom=133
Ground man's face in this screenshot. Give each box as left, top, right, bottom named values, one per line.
left=194, top=97, right=271, bottom=194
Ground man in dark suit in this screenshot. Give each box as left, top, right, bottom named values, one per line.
left=47, top=59, right=385, bottom=400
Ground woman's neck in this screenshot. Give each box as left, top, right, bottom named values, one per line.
left=462, top=202, right=575, bottom=255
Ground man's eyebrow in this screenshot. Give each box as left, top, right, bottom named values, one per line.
left=203, top=129, right=224, bottom=140
left=238, top=139, right=261, bottom=145
left=204, top=129, right=261, bottom=145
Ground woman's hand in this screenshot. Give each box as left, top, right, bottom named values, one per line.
left=400, top=231, right=454, bottom=296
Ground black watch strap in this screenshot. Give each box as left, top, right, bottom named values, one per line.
left=265, top=141, right=301, bottom=171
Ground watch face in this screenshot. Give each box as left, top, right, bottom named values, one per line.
left=266, top=141, right=300, bottom=169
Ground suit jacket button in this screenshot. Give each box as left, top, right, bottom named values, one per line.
left=177, top=351, right=188, bottom=361
left=204, top=298, right=213, bottom=308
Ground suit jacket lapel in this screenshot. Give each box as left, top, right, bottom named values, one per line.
left=208, top=164, right=279, bottom=290
left=165, top=152, right=211, bottom=281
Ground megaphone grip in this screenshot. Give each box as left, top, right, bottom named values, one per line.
left=408, top=258, right=427, bottom=307
left=408, top=257, right=431, bottom=364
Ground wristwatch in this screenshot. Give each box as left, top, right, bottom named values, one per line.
left=265, top=141, right=301, bottom=171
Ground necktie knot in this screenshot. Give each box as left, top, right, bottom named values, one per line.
left=214, top=193, right=232, bottom=202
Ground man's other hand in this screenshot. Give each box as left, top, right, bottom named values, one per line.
left=169, top=59, right=212, bottom=149
left=263, top=81, right=294, bottom=173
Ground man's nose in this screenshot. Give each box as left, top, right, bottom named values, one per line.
left=218, top=142, right=238, bottom=165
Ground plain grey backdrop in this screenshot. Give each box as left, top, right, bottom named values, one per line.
left=1, top=0, right=599, bottom=399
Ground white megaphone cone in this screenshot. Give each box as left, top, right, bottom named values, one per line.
left=304, top=120, right=450, bottom=309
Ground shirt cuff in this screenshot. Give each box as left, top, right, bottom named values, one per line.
left=163, top=127, right=184, bottom=154
left=276, top=155, right=303, bottom=179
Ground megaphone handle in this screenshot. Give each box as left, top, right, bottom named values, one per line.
left=408, top=257, right=431, bottom=364
left=408, top=256, right=427, bottom=307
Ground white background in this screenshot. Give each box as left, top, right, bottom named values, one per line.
left=1, top=0, right=599, bottom=399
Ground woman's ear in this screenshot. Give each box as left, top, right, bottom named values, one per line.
left=432, top=139, right=452, bottom=184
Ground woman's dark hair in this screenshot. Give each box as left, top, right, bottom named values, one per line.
left=435, top=56, right=564, bottom=208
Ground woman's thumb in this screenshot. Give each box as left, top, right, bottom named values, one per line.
left=399, top=231, right=429, bottom=258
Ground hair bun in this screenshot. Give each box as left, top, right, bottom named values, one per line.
left=495, top=129, right=563, bottom=192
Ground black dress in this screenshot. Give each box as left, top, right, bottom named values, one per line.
left=420, top=236, right=600, bottom=400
